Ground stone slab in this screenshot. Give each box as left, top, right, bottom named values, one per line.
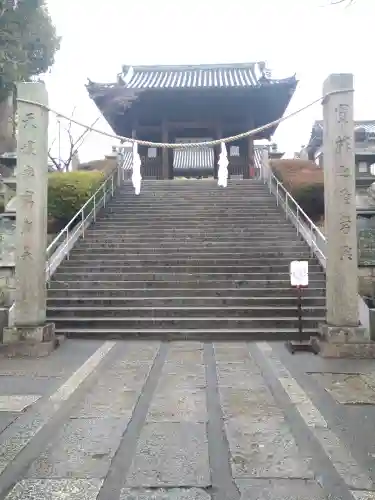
left=0, top=375, right=59, bottom=395
left=165, top=350, right=204, bottom=365
left=351, top=492, right=375, bottom=500
left=320, top=324, right=368, bottom=344
left=314, top=339, right=375, bottom=358
left=216, top=363, right=263, bottom=388
left=147, top=389, right=207, bottom=422
left=27, top=417, right=126, bottom=479
left=235, top=478, right=326, bottom=499
left=0, top=340, right=103, bottom=377
left=225, top=416, right=313, bottom=479
left=0, top=395, right=41, bottom=412
left=218, top=387, right=282, bottom=420
left=166, top=342, right=204, bottom=351
left=4, top=478, right=103, bottom=500
left=120, top=488, right=210, bottom=500
left=214, top=343, right=252, bottom=363
left=156, top=369, right=206, bottom=391
left=0, top=436, right=31, bottom=474
left=125, top=423, right=210, bottom=487
left=71, top=387, right=139, bottom=418
left=105, top=364, right=154, bottom=390
left=311, top=373, right=375, bottom=404
left=0, top=413, right=17, bottom=434
left=312, top=427, right=373, bottom=490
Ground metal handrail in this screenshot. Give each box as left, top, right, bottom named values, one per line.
left=260, top=156, right=372, bottom=332
left=260, top=158, right=327, bottom=269
left=45, top=167, right=118, bottom=281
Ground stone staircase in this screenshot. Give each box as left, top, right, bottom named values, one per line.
left=47, top=179, right=326, bottom=340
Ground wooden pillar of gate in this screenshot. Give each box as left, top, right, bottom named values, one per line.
left=244, top=135, right=254, bottom=179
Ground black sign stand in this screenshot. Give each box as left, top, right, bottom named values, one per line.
left=285, top=285, right=318, bottom=355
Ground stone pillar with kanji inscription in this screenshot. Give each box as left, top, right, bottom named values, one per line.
left=313, top=73, right=375, bottom=358
left=2, top=82, right=57, bottom=357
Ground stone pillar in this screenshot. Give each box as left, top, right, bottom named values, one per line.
left=161, top=121, right=169, bottom=180
left=314, top=73, right=375, bottom=358
left=2, top=82, right=57, bottom=356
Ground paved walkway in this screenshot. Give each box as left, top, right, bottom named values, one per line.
left=0, top=340, right=375, bottom=499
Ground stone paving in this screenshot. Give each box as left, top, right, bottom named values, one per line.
left=0, top=340, right=375, bottom=499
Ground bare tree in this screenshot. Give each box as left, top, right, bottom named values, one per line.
left=48, top=108, right=101, bottom=171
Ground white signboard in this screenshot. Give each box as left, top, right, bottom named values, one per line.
left=290, top=260, right=309, bottom=287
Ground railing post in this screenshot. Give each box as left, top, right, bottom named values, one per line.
left=81, top=210, right=85, bottom=239
left=93, top=195, right=96, bottom=222
left=276, top=183, right=279, bottom=205
left=111, top=175, right=114, bottom=196
left=296, top=206, right=300, bottom=235
left=285, top=192, right=289, bottom=219
left=66, top=229, right=70, bottom=260
left=103, top=183, right=106, bottom=208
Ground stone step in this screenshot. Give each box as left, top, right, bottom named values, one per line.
left=52, top=271, right=325, bottom=282
left=97, top=213, right=286, bottom=220
left=81, top=234, right=300, bottom=244
left=75, top=241, right=307, bottom=250
left=49, top=279, right=326, bottom=289
left=63, top=256, right=318, bottom=266
left=54, top=327, right=318, bottom=342
left=106, top=202, right=279, bottom=209
left=86, top=226, right=295, bottom=235
left=46, top=296, right=326, bottom=307
left=57, top=264, right=322, bottom=274
left=103, top=207, right=281, bottom=214
left=49, top=315, right=323, bottom=330
left=68, top=250, right=314, bottom=259
left=47, top=305, right=326, bottom=319
left=47, top=287, right=326, bottom=298
left=90, top=223, right=296, bottom=230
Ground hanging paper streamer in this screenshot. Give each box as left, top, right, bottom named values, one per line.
left=217, top=142, right=228, bottom=188
left=132, top=142, right=142, bottom=195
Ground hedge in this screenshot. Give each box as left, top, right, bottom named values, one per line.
left=270, top=159, right=324, bottom=221
left=48, top=170, right=105, bottom=226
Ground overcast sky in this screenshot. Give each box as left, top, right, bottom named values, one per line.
left=44, top=0, right=374, bottom=163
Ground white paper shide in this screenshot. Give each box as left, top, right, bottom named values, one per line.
left=132, top=142, right=142, bottom=195
left=290, top=260, right=309, bottom=287
left=217, top=142, right=229, bottom=188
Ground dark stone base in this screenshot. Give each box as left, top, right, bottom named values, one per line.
left=285, top=339, right=319, bottom=355
left=1, top=323, right=64, bottom=358
left=312, top=324, right=375, bottom=358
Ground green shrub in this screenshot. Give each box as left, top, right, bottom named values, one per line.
left=48, top=171, right=105, bottom=226
left=291, top=183, right=324, bottom=220
left=270, top=159, right=324, bottom=221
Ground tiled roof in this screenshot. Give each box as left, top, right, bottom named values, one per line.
left=313, top=120, right=375, bottom=135
left=120, top=62, right=284, bottom=90
left=307, top=120, right=375, bottom=152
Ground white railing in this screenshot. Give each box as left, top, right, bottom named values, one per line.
left=45, top=168, right=118, bottom=282
left=260, top=153, right=370, bottom=332
left=260, top=157, right=327, bottom=269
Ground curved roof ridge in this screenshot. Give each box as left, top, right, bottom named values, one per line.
left=122, top=61, right=265, bottom=72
